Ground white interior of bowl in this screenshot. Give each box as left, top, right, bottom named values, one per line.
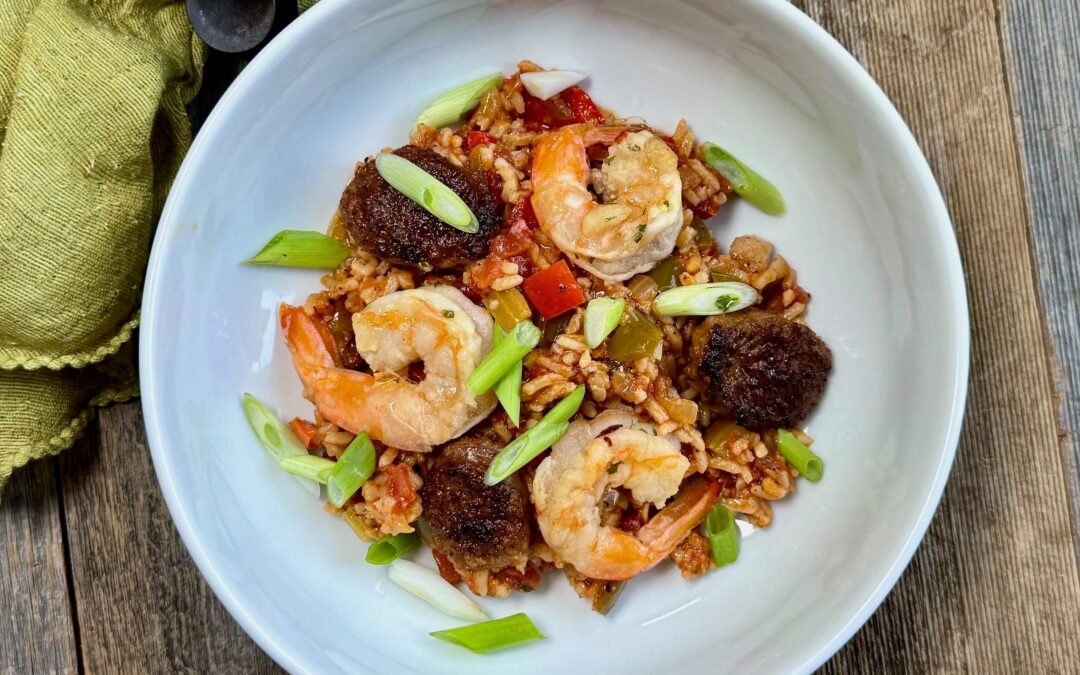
left=141, top=0, right=969, bottom=673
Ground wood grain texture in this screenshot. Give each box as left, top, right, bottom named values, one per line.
left=58, top=404, right=279, bottom=674
left=787, top=0, right=1080, bottom=672
left=0, top=459, right=77, bottom=675
left=998, top=0, right=1080, bottom=557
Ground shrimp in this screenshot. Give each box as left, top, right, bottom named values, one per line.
left=280, top=286, right=497, bottom=452
left=530, top=125, right=683, bottom=281
left=532, top=411, right=720, bottom=580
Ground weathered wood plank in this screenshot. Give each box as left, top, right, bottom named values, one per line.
left=58, top=403, right=280, bottom=674
left=0, top=458, right=78, bottom=675
left=998, top=0, right=1080, bottom=558
left=785, top=1, right=1080, bottom=672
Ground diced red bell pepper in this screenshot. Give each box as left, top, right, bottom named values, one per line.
left=289, top=418, right=319, bottom=451
left=432, top=550, right=463, bottom=584
left=562, top=86, right=606, bottom=125
left=466, top=130, right=497, bottom=150
left=521, top=259, right=586, bottom=320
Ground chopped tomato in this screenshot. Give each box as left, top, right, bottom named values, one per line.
left=562, top=86, right=606, bottom=125
left=522, top=90, right=577, bottom=130
left=521, top=259, right=586, bottom=319
left=406, top=362, right=426, bottom=383
left=619, top=510, right=645, bottom=534
left=432, top=551, right=462, bottom=584
left=385, top=464, right=418, bottom=509
left=688, top=197, right=722, bottom=220
left=289, top=418, right=319, bottom=451
left=507, top=197, right=540, bottom=230
left=497, top=565, right=542, bottom=592
left=466, top=130, right=497, bottom=150
left=523, top=92, right=553, bottom=128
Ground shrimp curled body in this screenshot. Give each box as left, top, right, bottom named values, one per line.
left=280, top=286, right=497, bottom=452
left=532, top=411, right=720, bottom=580
left=530, top=126, right=683, bottom=281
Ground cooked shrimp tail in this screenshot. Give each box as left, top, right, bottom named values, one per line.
left=533, top=411, right=720, bottom=580
left=635, top=475, right=720, bottom=556
left=280, top=286, right=497, bottom=452
left=530, top=124, right=683, bottom=281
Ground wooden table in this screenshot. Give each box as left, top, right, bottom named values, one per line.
left=4, top=1, right=1079, bottom=672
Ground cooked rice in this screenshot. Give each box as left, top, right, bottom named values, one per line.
left=290, top=60, right=820, bottom=601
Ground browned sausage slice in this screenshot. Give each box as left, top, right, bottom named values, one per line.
left=339, top=145, right=502, bottom=269
left=421, top=436, right=531, bottom=572
left=690, top=309, right=832, bottom=429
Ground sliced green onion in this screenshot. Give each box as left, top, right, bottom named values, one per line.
left=583, top=297, right=625, bottom=348
left=243, top=230, right=350, bottom=268
left=519, top=70, right=586, bottom=100
left=375, top=153, right=479, bottom=233
left=702, top=142, right=786, bottom=216
left=366, top=532, right=420, bottom=565
left=326, top=431, right=376, bottom=507
left=242, top=394, right=319, bottom=495
left=653, top=282, right=758, bottom=317
left=777, top=429, right=824, bottom=482
left=430, top=613, right=544, bottom=654
left=484, top=385, right=585, bottom=485
left=485, top=421, right=569, bottom=487
left=536, top=383, right=586, bottom=426
left=279, top=455, right=335, bottom=483
left=492, top=326, right=523, bottom=427
left=416, top=72, right=504, bottom=130
left=467, top=320, right=541, bottom=394
left=387, top=559, right=488, bottom=622
left=703, top=503, right=739, bottom=567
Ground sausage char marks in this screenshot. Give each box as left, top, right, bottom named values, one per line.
left=339, top=145, right=502, bottom=269
left=420, top=436, right=531, bottom=572
left=690, top=309, right=832, bottom=429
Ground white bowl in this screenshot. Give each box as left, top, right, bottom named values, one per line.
left=140, top=0, right=970, bottom=673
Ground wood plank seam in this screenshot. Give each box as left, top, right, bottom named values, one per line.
left=995, top=0, right=1080, bottom=568
left=53, top=456, right=86, bottom=675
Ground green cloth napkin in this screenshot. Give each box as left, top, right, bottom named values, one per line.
left=0, top=0, right=205, bottom=492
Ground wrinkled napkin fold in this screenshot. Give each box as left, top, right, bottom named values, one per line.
left=0, top=0, right=205, bottom=491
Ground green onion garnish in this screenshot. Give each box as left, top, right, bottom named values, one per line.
left=415, top=72, right=503, bottom=130
left=467, top=320, right=541, bottom=395
left=492, top=326, right=523, bottom=427
left=430, top=613, right=545, bottom=654
left=326, top=432, right=376, bottom=508
left=366, top=532, right=420, bottom=565
left=652, top=281, right=758, bottom=317
left=776, top=429, right=824, bottom=482
left=279, top=455, right=335, bottom=483
left=583, top=297, right=625, bottom=348
left=537, top=383, right=586, bottom=426
left=701, top=142, right=786, bottom=216
left=242, top=393, right=318, bottom=495
left=484, top=421, right=569, bottom=486
left=375, top=153, right=479, bottom=233
left=244, top=230, right=350, bottom=268
left=703, top=503, right=739, bottom=567
left=387, top=559, right=488, bottom=621
left=484, top=385, right=585, bottom=485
